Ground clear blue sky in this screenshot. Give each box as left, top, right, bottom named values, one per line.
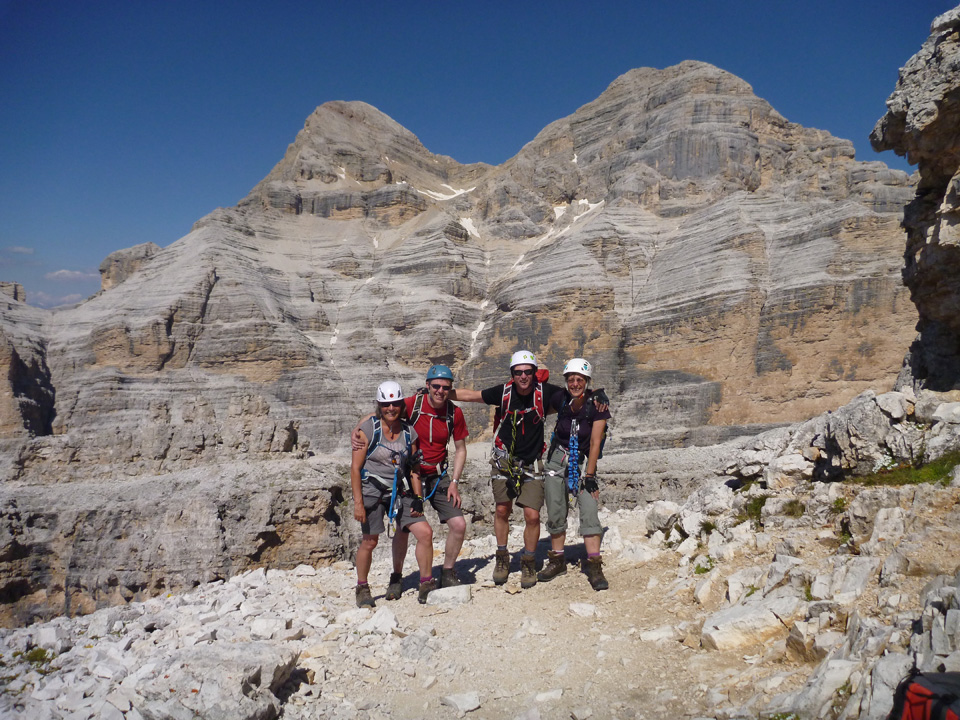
left=0, top=0, right=950, bottom=307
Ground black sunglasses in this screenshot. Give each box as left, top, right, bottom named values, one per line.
left=512, top=368, right=536, bottom=376
left=429, top=383, right=452, bottom=391
left=379, top=401, right=403, bottom=408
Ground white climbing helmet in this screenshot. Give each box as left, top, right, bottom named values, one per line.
left=376, top=381, right=403, bottom=403
left=563, top=358, right=592, bottom=379
left=509, top=350, right=538, bottom=369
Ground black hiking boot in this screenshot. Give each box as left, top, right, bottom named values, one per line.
left=493, top=549, right=510, bottom=585
left=385, top=572, right=403, bottom=600
left=520, top=554, right=538, bottom=589
left=418, top=578, right=437, bottom=604
left=355, top=583, right=375, bottom=608
left=440, top=568, right=462, bottom=588
left=537, top=550, right=567, bottom=582
left=585, top=556, right=609, bottom=591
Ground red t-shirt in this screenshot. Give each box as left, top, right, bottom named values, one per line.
left=403, top=394, right=469, bottom=472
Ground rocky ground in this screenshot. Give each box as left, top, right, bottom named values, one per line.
left=2, top=453, right=958, bottom=720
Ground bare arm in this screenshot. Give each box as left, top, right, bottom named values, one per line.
left=585, top=419, right=606, bottom=478
left=446, top=438, right=466, bottom=507
left=451, top=438, right=467, bottom=481
left=351, top=431, right=369, bottom=523
left=448, top=388, right=484, bottom=403
left=351, top=412, right=375, bottom=451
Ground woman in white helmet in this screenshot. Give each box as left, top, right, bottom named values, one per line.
left=539, top=358, right=611, bottom=590
left=351, top=380, right=435, bottom=607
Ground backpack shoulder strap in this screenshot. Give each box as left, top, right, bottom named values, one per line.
left=533, top=382, right=544, bottom=420
left=493, top=381, right=513, bottom=433
left=445, top=400, right=456, bottom=439
left=583, top=390, right=597, bottom=422
left=410, top=389, right=426, bottom=425
left=365, top=417, right=382, bottom=460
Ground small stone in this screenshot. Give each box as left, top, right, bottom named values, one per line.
left=441, top=691, right=481, bottom=713
left=535, top=688, right=563, bottom=702
left=569, top=603, right=597, bottom=618
left=426, top=586, right=472, bottom=606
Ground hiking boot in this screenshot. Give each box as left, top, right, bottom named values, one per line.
left=585, top=556, right=609, bottom=591
left=492, top=549, right=510, bottom=585
left=440, top=568, right=462, bottom=588
left=537, top=550, right=567, bottom=582
left=418, top=578, right=437, bottom=604
left=520, top=554, right=538, bottom=589
left=385, top=572, right=403, bottom=600
left=355, top=583, right=375, bottom=608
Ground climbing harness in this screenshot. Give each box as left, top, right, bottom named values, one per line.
left=422, top=462, right=449, bottom=501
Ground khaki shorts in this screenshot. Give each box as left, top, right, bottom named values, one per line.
left=360, top=480, right=428, bottom=536
left=422, top=471, right=464, bottom=524
left=490, top=457, right=545, bottom=509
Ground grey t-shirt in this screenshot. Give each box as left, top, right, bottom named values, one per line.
left=359, top=417, right=418, bottom=484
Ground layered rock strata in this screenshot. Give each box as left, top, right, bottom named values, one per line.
left=0, top=61, right=917, bottom=477
left=872, top=7, right=960, bottom=390
left=0, top=60, right=922, bottom=623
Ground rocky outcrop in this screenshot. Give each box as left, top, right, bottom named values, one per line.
left=0, top=60, right=921, bottom=626
left=0, top=458, right=347, bottom=627
left=0, top=284, right=25, bottom=302
left=872, top=7, right=960, bottom=391
left=98, top=242, right=161, bottom=291
left=0, top=62, right=917, bottom=478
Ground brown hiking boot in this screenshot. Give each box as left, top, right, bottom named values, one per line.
left=440, top=568, right=462, bottom=588
left=355, top=583, right=375, bottom=608
left=520, top=554, right=538, bottom=589
left=585, top=556, right=609, bottom=591
left=493, top=549, right=510, bottom=585
left=385, top=572, right=402, bottom=600
left=418, top=578, right=437, bottom=604
left=537, top=550, right=567, bottom=582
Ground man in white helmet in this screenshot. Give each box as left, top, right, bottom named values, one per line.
left=450, top=351, right=576, bottom=589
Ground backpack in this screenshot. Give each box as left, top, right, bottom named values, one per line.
left=492, top=380, right=545, bottom=454
left=409, top=388, right=455, bottom=446
left=888, top=671, right=960, bottom=720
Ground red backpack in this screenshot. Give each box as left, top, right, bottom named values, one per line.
left=889, top=672, right=960, bottom=720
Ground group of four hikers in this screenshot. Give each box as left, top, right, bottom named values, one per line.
left=349, top=350, right=611, bottom=607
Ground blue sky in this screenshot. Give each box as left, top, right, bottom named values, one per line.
left=0, top=0, right=950, bottom=307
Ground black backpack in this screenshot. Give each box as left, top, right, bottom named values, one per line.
left=888, top=671, right=960, bottom=720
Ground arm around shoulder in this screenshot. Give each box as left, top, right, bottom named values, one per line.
left=449, top=388, right=484, bottom=403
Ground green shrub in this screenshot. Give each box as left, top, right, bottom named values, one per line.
left=736, top=494, right=770, bottom=529
left=694, top=557, right=715, bottom=574
left=783, top=499, right=805, bottom=518
left=851, top=449, right=960, bottom=487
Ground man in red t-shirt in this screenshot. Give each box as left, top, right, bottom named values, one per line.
left=353, top=365, right=469, bottom=593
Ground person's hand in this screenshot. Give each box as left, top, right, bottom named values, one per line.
left=447, top=481, right=462, bottom=508
left=583, top=475, right=599, bottom=500
left=410, top=495, right=424, bottom=516
left=354, top=500, right=366, bottom=524
left=351, top=427, right=365, bottom=452
left=591, top=388, right=609, bottom=413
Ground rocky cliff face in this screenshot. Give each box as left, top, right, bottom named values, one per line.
left=0, top=61, right=921, bottom=624
left=873, top=7, right=960, bottom=392
left=0, top=61, right=916, bottom=473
